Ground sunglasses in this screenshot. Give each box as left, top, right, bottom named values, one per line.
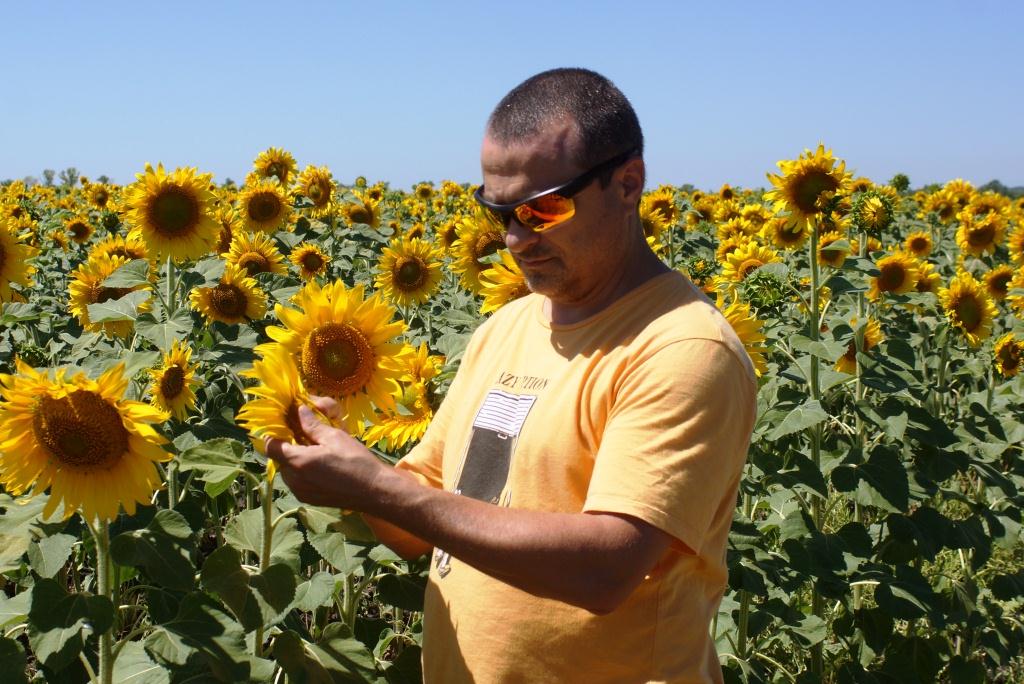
left=473, top=148, right=639, bottom=233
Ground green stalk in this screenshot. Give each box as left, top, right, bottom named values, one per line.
left=164, top=256, right=177, bottom=316
left=737, top=492, right=754, bottom=659
left=255, top=476, right=274, bottom=657
left=95, top=519, right=113, bottom=684
left=807, top=221, right=824, bottom=677
left=853, top=229, right=868, bottom=611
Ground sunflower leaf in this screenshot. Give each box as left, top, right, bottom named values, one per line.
left=274, top=626, right=378, bottom=684
left=135, top=309, right=192, bottom=352
left=765, top=400, right=828, bottom=441
left=200, top=545, right=299, bottom=632
left=177, top=438, right=246, bottom=484
left=27, top=532, right=76, bottom=579
left=148, top=592, right=250, bottom=681
left=0, top=494, right=51, bottom=573
left=111, top=640, right=170, bottom=684
left=86, top=289, right=151, bottom=323
left=0, top=637, right=28, bottom=684
left=27, top=578, right=115, bottom=672
left=101, top=259, right=151, bottom=288
left=0, top=590, right=32, bottom=630
left=109, top=509, right=196, bottom=592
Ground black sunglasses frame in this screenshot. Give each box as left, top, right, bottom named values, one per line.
left=473, top=148, right=640, bottom=225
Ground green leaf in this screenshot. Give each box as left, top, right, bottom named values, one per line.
left=0, top=302, right=41, bottom=324
left=112, top=640, right=170, bottom=684
left=766, top=400, right=828, bottom=441
left=0, top=494, right=51, bottom=572
left=832, top=446, right=910, bottom=513
left=86, top=289, right=152, bottom=323
left=0, top=590, right=31, bottom=630
left=153, top=592, right=250, bottom=681
left=249, top=564, right=297, bottom=627
left=294, top=571, right=337, bottom=612
left=101, top=259, right=151, bottom=288
left=376, top=573, right=426, bottom=612
left=0, top=637, right=28, bottom=684
left=224, top=509, right=305, bottom=572
left=275, top=625, right=378, bottom=683
left=110, top=509, right=196, bottom=592
left=135, top=308, right=193, bottom=352
left=27, top=533, right=76, bottom=578
left=307, top=532, right=365, bottom=574
left=990, top=571, right=1024, bottom=600
left=177, top=438, right=246, bottom=485
left=880, top=635, right=947, bottom=683
left=945, top=656, right=987, bottom=684
left=27, top=578, right=116, bottom=672
left=200, top=545, right=297, bottom=633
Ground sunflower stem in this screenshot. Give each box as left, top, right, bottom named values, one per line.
left=166, top=460, right=178, bottom=511
left=854, top=229, right=868, bottom=611
left=737, top=492, right=754, bottom=659
left=95, top=519, right=114, bottom=684
left=807, top=220, right=825, bottom=677
left=255, top=475, right=274, bottom=657
left=165, top=256, right=177, bottom=316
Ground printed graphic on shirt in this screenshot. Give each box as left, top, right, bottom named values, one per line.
left=434, top=389, right=537, bottom=577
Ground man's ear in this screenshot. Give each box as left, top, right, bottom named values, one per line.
left=618, top=157, right=645, bottom=205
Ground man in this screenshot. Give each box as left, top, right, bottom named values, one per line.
left=268, top=68, right=757, bottom=683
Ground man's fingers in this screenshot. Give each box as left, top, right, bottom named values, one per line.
left=265, top=436, right=303, bottom=464
left=297, top=404, right=342, bottom=443
left=308, top=394, right=342, bottom=421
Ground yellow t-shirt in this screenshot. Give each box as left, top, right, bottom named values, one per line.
left=397, top=272, right=757, bottom=684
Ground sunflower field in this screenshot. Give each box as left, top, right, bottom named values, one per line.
left=0, top=146, right=1022, bottom=683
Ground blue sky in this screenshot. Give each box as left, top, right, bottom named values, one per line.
left=3, top=1, right=1021, bottom=191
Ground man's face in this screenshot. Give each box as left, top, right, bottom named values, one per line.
left=479, top=121, right=635, bottom=306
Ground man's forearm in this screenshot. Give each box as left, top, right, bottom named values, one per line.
left=363, top=466, right=668, bottom=614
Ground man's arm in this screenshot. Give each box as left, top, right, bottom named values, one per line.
left=267, top=405, right=673, bottom=615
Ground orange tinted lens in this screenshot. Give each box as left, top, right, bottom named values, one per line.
left=515, top=194, right=575, bottom=230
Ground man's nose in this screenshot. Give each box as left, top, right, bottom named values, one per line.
left=503, top=218, right=540, bottom=253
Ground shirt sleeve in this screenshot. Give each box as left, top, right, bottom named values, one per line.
left=583, top=338, right=756, bottom=555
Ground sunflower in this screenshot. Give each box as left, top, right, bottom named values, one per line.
left=721, top=242, right=781, bottom=283
left=955, top=211, right=1006, bottom=257
left=223, top=231, right=287, bottom=278
left=342, top=196, right=381, bottom=228
left=1009, top=268, right=1024, bottom=317
left=0, top=361, right=170, bottom=522
left=237, top=179, right=293, bottom=234
left=904, top=230, right=934, bottom=258
left=375, top=236, right=443, bottom=307
left=715, top=235, right=752, bottom=263
left=721, top=300, right=767, bottom=377
left=148, top=340, right=199, bottom=421
left=939, top=272, right=997, bottom=347
left=835, top=318, right=884, bottom=374
left=451, top=211, right=506, bottom=295
left=214, top=206, right=239, bottom=254
left=86, top=183, right=113, bottom=210
left=402, top=341, right=443, bottom=385
left=716, top=217, right=754, bottom=243
left=189, top=262, right=267, bottom=325
left=65, top=214, right=94, bottom=244
left=761, top=216, right=809, bottom=250
left=848, top=177, right=874, bottom=194
left=867, top=252, right=919, bottom=300
left=766, top=144, right=852, bottom=230
left=993, top=333, right=1024, bottom=378
left=90, top=234, right=149, bottom=263
left=640, top=202, right=669, bottom=249
left=68, top=255, right=152, bottom=338
left=850, top=236, right=882, bottom=255
left=435, top=218, right=461, bottom=253
left=921, top=189, right=959, bottom=223
left=480, top=249, right=530, bottom=315
left=740, top=203, right=772, bottom=231
left=686, top=196, right=717, bottom=228
left=984, top=265, right=1015, bottom=301
left=640, top=188, right=679, bottom=226
left=124, top=163, right=219, bottom=262
left=0, top=218, right=38, bottom=301
left=714, top=200, right=742, bottom=223
left=49, top=231, right=69, bottom=251
left=363, top=381, right=433, bottom=452
left=261, top=279, right=410, bottom=433
left=404, top=222, right=427, bottom=240
left=851, top=191, right=895, bottom=235
left=1008, top=225, right=1024, bottom=265
left=253, top=147, right=298, bottom=186
left=914, top=260, right=941, bottom=294
left=295, top=165, right=336, bottom=218
left=290, top=242, right=330, bottom=281
left=237, top=343, right=322, bottom=480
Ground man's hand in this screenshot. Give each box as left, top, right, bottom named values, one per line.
left=264, top=401, right=386, bottom=510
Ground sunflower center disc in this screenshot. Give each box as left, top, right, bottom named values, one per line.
left=33, top=390, right=129, bottom=470
left=94, top=286, right=133, bottom=304
left=475, top=233, right=504, bottom=264
left=249, top=193, right=282, bottom=223
left=990, top=274, right=1010, bottom=296
left=910, top=237, right=929, bottom=253
left=238, top=253, right=270, bottom=276
left=793, top=171, right=839, bottom=213
left=149, top=187, right=200, bottom=236
left=266, top=163, right=284, bottom=181
left=210, top=284, right=248, bottom=318
left=999, top=345, right=1021, bottom=373
left=0, top=244, right=6, bottom=272
left=394, top=257, right=426, bottom=291
left=70, top=223, right=89, bottom=239
left=301, top=323, right=375, bottom=397
left=956, top=295, right=982, bottom=331
left=348, top=207, right=371, bottom=224
left=160, top=365, right=186, bottom=399
left=968, top=225, right=995, bottom=248
left=738, top=260, right=763, bottom=280
left=301, top=252, right=324, bottom=271
left=878, top=263, right=907, bottom=292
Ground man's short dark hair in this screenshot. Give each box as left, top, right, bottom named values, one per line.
left=486, top=68, right=644, bottom=176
